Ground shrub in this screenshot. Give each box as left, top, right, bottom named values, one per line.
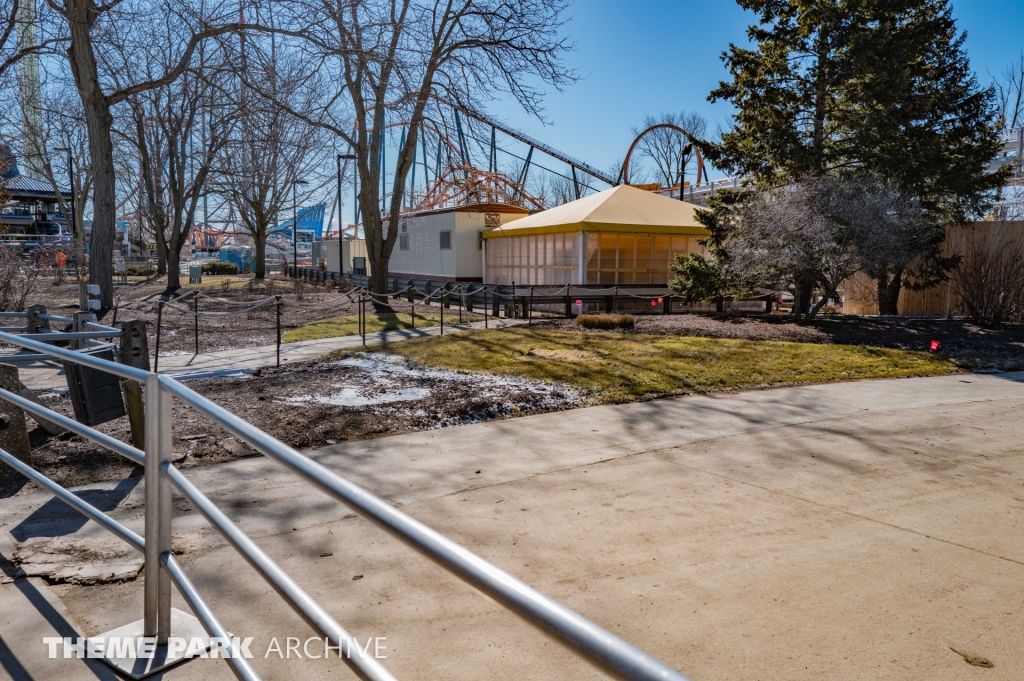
left=202, top=261, right=239, bottom=275
left=0, top=249, right=38, bottom=311
left=575, top=314, right=635, bottom=330
left=950, top=236, right=1024, bottom=326
left=126, top=264, right=156, bottom=277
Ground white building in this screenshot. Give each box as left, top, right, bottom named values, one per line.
left=387, top=204, right=529, bottom=281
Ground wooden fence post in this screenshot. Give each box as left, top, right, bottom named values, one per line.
left=118, top=320, right=150, bottom=450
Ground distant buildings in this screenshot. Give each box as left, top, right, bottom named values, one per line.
left=0, top=148, right=72, bottom=249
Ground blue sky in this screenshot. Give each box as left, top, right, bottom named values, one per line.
left=491, top=0, right=1024, bottom=183
left=339, top=2, right=1024, bottom=227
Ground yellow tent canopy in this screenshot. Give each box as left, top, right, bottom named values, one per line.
left=481, top=184, right=708, bottom=239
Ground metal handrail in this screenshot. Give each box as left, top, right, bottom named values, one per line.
left=0, top=329, right=693, bottom=681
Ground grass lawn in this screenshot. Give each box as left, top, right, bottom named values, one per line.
left=285, top=311, right=483, bottom=342
left=363, top=328, right=959, bottom=402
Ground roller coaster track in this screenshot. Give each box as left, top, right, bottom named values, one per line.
left=446, top=102, right=619, bottom=186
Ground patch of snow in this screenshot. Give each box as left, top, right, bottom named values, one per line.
left=281, top=386, right=431, bottom=407
left=272, top=352, right=584, bottom=426
left=332, top=353, right=582, bottom=404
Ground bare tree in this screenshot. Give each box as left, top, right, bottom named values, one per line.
left=243, top=0, right=576, bottom=297
left=993, top=184, right=1024, bottom=221
left=628, top=111, right=707, bottom=186
left=37, top=0, right=241, bottom=309
left=122, top=36, right=232, bottom=294
left=0, top=0, right=66, bottom=80
left=527, top=166, right=586, bottom=208
left=723, top=175, right=926, bottom=320
left=212, top=43, right=330, bottom=280
left=996, top=53, right=1024, bottom=129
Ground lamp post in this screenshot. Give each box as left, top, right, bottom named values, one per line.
left=678, top=143, right=692, bottom=202
left=292, top=179, right=309, bottom=268
left=337, top=153, right=356, bottom=239
left=53, top=147, right=75, bottom=236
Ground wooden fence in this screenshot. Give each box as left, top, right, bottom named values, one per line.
left=841, top=220, right=1024, bottom=316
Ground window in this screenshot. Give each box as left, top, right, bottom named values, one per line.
left=439, top=230, right=452, bottom=250
left=399, top=234, right=409, bottom=250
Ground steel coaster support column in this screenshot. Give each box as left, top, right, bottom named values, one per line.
left=489, top=126, right=497, bottom=173
left=516, top=147, right=534, bottom=202
left=144, top=374, right=173, bottom=643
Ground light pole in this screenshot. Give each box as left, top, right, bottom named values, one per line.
left=678, top=143, right=692, bottom=202
left=53, top=147, right=75, bottom=236
left=292, top=179, right=308, bottom=268
left=338, top=153, right=356, bottom=239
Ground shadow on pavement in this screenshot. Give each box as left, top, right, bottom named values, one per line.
left=0, top=553, right=118, bottom=680
left=10, top=475, right=141, bottom=542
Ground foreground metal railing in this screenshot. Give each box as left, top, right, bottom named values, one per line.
left=0, top=309, right=126, bottom=365
left=0, top=330, right=692, bottom=681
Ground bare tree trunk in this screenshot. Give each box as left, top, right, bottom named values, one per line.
left=875, top=267, right=903, bottom=316
left=807, top=284, right=837, bottom=320
left=166, top=243, right=181, bottom=293
left=254, top=229, right=267, bottom=279
left=66, top=4, right=114, bottom=309
left=792, top=278, right=814, bottom=321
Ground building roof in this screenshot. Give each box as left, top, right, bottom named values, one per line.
left=2, top=173, right=71, bottom=199
left=480, top=184, right=708, bottom=239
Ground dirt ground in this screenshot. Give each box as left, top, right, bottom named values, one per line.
left=533, top=312, right=1024, bottom=371
left=17, top=275, right=363, bottom=355
left=0, top=353, right=582, bottom=497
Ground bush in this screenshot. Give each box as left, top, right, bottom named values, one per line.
left=0, top=249, right=38, bottom=311
left=202, top=261, right=239, bottom=275
left=950, top=236, right=1024, bottom=326
left=575, top=314, right=635, bottom=330
left=126, top=264, right=156, bottom=277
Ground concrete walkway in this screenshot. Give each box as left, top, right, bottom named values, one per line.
left=17, top=317, right=524, bottom=392
left=3, top=372, right=1024, bottom=679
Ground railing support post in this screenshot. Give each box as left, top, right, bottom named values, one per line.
left=144, top=374, right=173, bottom=644
left=154, top=301, right=164, bottom=373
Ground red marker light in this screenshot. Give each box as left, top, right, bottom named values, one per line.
left=929, top=340, right=941, bottom=352
left=657, top=297, right=664, bottom=303
left=651, top=300, right=657, bottom=306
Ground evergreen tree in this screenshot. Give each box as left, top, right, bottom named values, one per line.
left=707, top=0, right=1008, bottom=314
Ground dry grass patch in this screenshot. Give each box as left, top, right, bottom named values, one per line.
left=366, top=328, right=959, bottom=403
